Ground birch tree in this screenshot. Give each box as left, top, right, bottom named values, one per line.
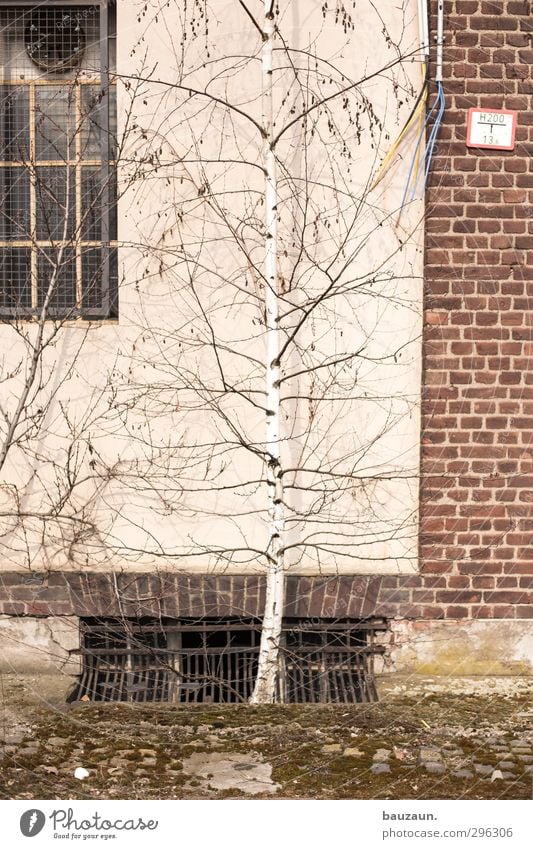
left=253, top=0, right=285, bottom=703
left=113, top=0, right=424, bottom=702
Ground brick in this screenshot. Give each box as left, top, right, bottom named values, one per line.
left=446, top=606, right=470, bottom=618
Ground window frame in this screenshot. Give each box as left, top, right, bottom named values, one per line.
left=0, top=0, right=117, bottom=321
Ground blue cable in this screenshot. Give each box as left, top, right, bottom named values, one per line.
left=421, top=81, right=445, bottom=189
left=399, top=94, right=437, bottom=214
left=399, top=80, right=445, bottom=214
left=411, top=81, right=445, bottom=199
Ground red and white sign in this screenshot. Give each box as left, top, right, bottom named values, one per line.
left=466, top=108, right=517, bottom=151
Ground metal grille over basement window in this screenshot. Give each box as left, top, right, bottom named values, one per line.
left=72, top=618, right=387, bottom=704
left=0, top=1, right=117, bottom=319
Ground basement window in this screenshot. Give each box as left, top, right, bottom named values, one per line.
left=282, top=621, right=384, bottom=703
left=71, top=617, right=387, bottom=704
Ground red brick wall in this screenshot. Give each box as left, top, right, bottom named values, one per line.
left=1, top=1, right=532, bottom=625
left=420, top=0, right=533, bottom=620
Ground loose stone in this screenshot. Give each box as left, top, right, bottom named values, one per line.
left=424, top=762, right=446, bottom=775
left=321, top=744, right=342, bottom=754
left=109, top=757, right=129, bottom=767
left=420, top=748, right=443, bottom=763
left=38, top=765, right=58, bottom=775
left=3, top=732, right=25, bottom=745
left=370, top=763, right=390, bottom=775
left=343, top=748, right=364, bottom=758
left=474, top=764, right=494, bottom=776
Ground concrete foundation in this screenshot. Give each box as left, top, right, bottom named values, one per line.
left=0, top=615, right=80, bottom=675
left=382, top=619, right=533, bottom=676
left=1, top=615, right=532, bottom=684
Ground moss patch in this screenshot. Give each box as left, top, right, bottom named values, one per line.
left=0, top=677, right=532, bottom=800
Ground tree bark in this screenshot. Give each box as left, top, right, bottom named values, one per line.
left=250, top=0, right=285, bottom=704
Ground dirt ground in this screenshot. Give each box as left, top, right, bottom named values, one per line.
left=0, top=673, right=532, bottom=800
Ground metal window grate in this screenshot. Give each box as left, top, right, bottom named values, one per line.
left=71, top=618, right=387, bottom=704
left=0, top=3, right=117, bottom=319
left=281, top=623, right=384, bottom=703
left=26, top=8, right=88, bottom=72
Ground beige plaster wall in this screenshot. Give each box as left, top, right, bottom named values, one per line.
left=0, top=1, right=424, bottom=575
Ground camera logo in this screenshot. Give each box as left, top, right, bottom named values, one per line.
left=20, top=810, right=46, bottom=838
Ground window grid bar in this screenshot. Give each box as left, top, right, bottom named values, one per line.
left=0, top=241, right=117, bottom=247
left=0, top=78, right=103, bottom=85
left=28, top=82, right=37, bottom=309
left=2, top=1, right=107, bottom=5
left=75, top=84, right=82, bottom=307
left=0, top=160, right=115, bottom=167
left=99, top=0, right=110, bottom=316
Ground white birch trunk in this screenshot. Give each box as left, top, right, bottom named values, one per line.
left=250, top=0, right=285, bottom=704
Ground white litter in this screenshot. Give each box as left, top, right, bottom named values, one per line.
left=74, top=767, right=90, bottom=780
